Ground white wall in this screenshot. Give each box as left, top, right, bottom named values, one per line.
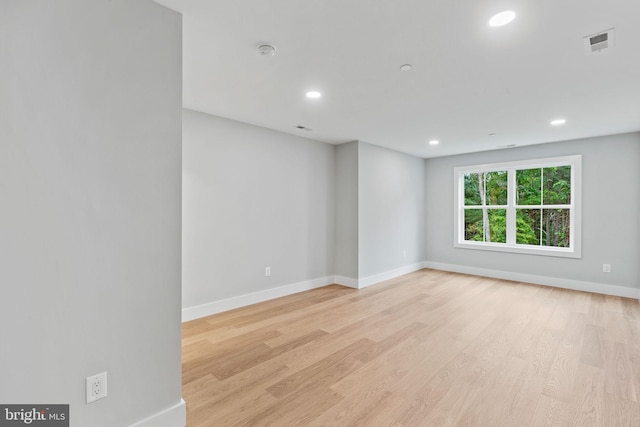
left=182, top=110, right=335, bottom=316
left=334, top=142, right=359, bottom=279
left=425, top=133, right=640, bottom=294
left=182, top=122, right=430, bottom=308
left=0, top=1, right=184, bottom=426
left=358, top=142, right=426, bottom=279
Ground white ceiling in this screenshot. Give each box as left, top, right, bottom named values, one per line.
left=154, top=0, right=640, bottom=158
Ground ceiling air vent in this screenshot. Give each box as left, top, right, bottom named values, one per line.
left=584, top=28, right=615, bottom=54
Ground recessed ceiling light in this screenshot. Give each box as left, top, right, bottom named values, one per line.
left=400, top=64, right=412, bottom=71
left=489, top=11, right=516, bottom=27
left=429, top=140, right=439, bottom=145
left=550, top=118, right=566, bottom=126
left=257, top=44, right=276, bottom=56
left=489, top=133, right=496, bottom=137
left=306, top=91, right=322, bottom=99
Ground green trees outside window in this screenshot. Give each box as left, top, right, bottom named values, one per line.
left=515, top=166, right=571, bottom=247
left=463, top=171, right=507, bottom=242
left=463, top=166, right=571, bottom=248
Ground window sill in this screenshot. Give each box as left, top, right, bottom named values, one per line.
left=454, top=241, right=581, bottom=259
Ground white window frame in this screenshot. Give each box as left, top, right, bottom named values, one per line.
left=454, top=155, right=582, bottom=258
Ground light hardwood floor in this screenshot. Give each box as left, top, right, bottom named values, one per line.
left=182, top=269, right=640, bottom=426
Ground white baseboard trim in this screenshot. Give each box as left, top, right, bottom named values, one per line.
left=130, top=398, right=186, bottom=427
left=183, top=264, right=429, bottom=322
left=182, top=277, right=333, bottom=322
left=183, top=262, right=638, bottom=322
left=333, top=275, right=359, bottom=288
left=333, top=263, right=425, bottom=290
left=357, top=263, right=425, bottom=289
left=423, top=261, right=640, bottom=299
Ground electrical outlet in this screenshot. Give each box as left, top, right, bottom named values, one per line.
left=603, top=264, right=611, bottom=273
left=265, top=266, right=271, bottom=277
left=86, top=372, right=107, bottom=404
left=403, top=250, right=407, bottom=258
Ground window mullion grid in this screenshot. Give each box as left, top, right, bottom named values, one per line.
left=506, top=168, right=516, bottom=245
left=455, top=155, right=580, bottom=257
left=539, top=168, right=544, bottom=245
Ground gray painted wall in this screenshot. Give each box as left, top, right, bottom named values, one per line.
left=425, top=133, right=640, bottom=289
left=334, top=142, right=359, bottom=279
left=358, top=142, right=427, bottom=278
left=182, top=110, right=335, bottom=308
left=0, top=1, right=183, bottom=426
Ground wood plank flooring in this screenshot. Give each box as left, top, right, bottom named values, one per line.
left=182, top=269, right=640, bottom=426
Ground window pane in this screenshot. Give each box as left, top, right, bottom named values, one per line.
left=464, top=208, right=506, bottom=243
left=464, top=209, right=483, bottom=241
left=464, top=171, right=507, bottom=206
left=485, top=171, right=508, bottom=205
left=516, top=168, right=541, bottom=205
left=543, top=166, right=571, bottom=205
left=464, top=173, right=481, bottom=206
left=542, top=209, right=570, bottom=247
left=488, top=209, right=506, bottom=243
left=516, top=209, right=541, bottom=245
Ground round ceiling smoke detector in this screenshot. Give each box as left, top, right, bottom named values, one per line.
left=257, top=44, right=276, bottom=56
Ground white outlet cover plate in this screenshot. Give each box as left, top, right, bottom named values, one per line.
left=86, top=372, right=108, bottom=404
